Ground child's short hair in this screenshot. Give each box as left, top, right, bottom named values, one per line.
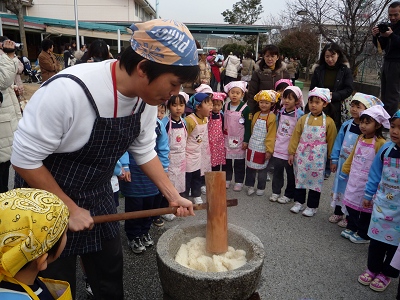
left=359, top=114, right=384, bottom=138
left=282, top=89, right=299, bottom=102
left=275, top=82, right=290, bottom=92
left=167, top=94, right=186, bottom=108
left=0, top=189, right=69, bottom=277
left=158, top=102, right=166, bottom=110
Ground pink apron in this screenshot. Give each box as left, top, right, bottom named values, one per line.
left=368, top=143, right=400, bottom=246
left=224, top=103, right=247, bottom=159
left=186, top=114, right=211, bottom=175
left=294, top=113, right=327, bottom=192
left=246, top=111, right=270, bottom=170
left=342, top=137, right=376, bottom=213
left=208, top=112, right=226, bottom=167
left=167, top=118, right=187, bottom=193
left=273, top=109, right=298, bottom=160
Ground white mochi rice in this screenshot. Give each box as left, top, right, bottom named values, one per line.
left=175, top=237, right=247, bottom=272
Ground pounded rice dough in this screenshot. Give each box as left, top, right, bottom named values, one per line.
left=175, top=237, right=247, bottom=272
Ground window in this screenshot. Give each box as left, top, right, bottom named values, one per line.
left=135, top=3, right=139, bottom=17
left=0, top=3, right=8, bottom=13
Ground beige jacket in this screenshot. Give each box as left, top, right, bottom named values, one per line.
left=0, top=53, right=22, bottom=162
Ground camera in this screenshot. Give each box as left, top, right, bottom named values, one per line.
left=378, top=23, right=390, bottom=33
left=0, top=40, right=23, bottom=51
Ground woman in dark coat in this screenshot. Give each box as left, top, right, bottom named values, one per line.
left=310, top=42, right=353, bottom=130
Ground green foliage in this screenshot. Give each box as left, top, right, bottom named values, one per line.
left=221, top=0, right=263, bottom=25
left=220, top=43, right=249, bottom=58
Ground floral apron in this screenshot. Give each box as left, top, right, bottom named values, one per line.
left=186, top=114, right=211, bottom=176
left=294, top=113, right=327, bottom=192
left=342, top=137, right=376, bottom=213
left=167, top=117, right=187, bottom=193
left=368, top=143, right=400, bottom=246
left=273, top=109, right=298, bottom=160
left=224, top=103, right=247, bottom=159
left=246, top=111, right=269, bottom=170
left=208, top=112, right=225, bottom=167
left=331, top=126, right=360, bottom=210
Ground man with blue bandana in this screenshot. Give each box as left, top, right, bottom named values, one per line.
left=11, top=19, right=199, bottom=300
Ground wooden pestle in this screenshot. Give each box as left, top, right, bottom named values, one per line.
left=205, top=171, right=228, bottom=254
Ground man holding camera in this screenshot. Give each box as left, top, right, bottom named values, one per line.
left=372, top=1, right=400, bottom=117
left=0, top=38, right=22, bottom=192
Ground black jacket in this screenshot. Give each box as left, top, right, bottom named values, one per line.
left=373, top=21, right=400, bottom=61
left=310, top=64, right=353, bottom=128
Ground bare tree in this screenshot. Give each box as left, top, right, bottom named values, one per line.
left=0, top=0, right=31, bottom=57
left=285, top=0, right=391, bottom=77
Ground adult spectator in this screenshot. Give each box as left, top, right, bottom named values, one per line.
left=74, top=43, right=86, bottom=60
left=0, top=37, right=24, bottom=98
left=223, top=51, right=241, bottom=86
left=0, top=39, right=22, bottom=192
left=286, top=57, right=298, bottom=85
left=207, top=50, right=222, bottom=92
left=310, top=42, right=353, bottom=130
left=182, top=49, right=210, bottom=96
left=372, top=1, right=400, bottom=117
left=38, top=39, right=59, bottom=82
left=254, top=49, right=263, bottom=71
left=247, top=44, right=290, bottom=112
left=63, top=42, right=75, bottom=68
left=241, top=51, right=255, bottom=83
left=11, top=19, right=197, bottom=299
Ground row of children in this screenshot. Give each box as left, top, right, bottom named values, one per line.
left=158, top=79, right=400, bottom=295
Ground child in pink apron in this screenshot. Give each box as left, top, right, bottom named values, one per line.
left=329, top=93, right=383, bottom=227
left=339, top=106, right=387, bottom=243
left=271, top=86, right=304, bottom=203
left=244, top=90, right=278, bottom=196
left=358, top=109, right=399, bottom=293
left=184, top=93, right=212, bottom=204
left=274, top=78, right=293, bottom=115
left=288, top=87, right=337, bottom=217
left=209, top=92, right=227, bottom=171
left=222, top=81, right=250, bottom=191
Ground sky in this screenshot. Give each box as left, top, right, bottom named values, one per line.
left=151, top=0, right=287, bottom=24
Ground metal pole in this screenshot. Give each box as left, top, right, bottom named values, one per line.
left=74, top=0, right=80, bottom=49
left=318, top=33, right=322, bottom=58
left=256, top=34, right=260, bottom=56
left=156, top=0, right=159, bottom=19
left=117, top=29, right=121, bottom=53
left=0, top=18, right=3, bottom=36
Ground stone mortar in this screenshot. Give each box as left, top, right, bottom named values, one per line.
left=156, top=221, right=265, bottom=300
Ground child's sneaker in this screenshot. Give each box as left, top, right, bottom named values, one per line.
left=277, top=195, right=293, bottom=204
left=226, top=181, right=231, bottom=189
left=233, top=183, right=243, bottom=192
left=193, top=196, right=203, bottom=204
left=337, top=218, right=348, bottom=228
left=247, top=186, right=255, bottom=196
left=328, top=214, right=343, bottom=223
left=302, top=207, right=317, bottom=217
left=350, top=233, right=370, bottom=244
left=340, top=229, right=355, bottom=239
left=269, top=193, right=279, bottom=202
left=153, top=218, right=164, bottom=227
left=129, top=237, right=146, bottom=254
left=162, top=213, right=176, bottom=221
left=201, top=186, right=207, bottom=195
left=141, top=233, right=154, bottom=247
left=290, top=202, right=305, bottom=213
left=256, top=189, right=265, bottom=196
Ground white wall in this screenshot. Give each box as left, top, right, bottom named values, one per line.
left=26, top=0, right=152, bottom=22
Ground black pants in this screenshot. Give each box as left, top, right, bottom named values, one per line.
left=124, top=195, right=156, bottom=240
left=212, top=165, right=224, bottom=171
left=184, top=169, right=202, bottom=197
left=245, top=167, right=268, bottom=190
left=333, top=205, right=344, bottom=216
left=222, top=158, right=245, bottom=183
left=381, top=60, right=400, bottom=117
left=345, top=206, right=371, bottom=239
left=40, top=234, right=124, bottom=300
left=271, top=157, right=295, bottom=198
left=294, top=188, right=321, bottom=208
left=367, top=239, right=399, bottom=278
left=0, top=160, right=11, bottom=192
left=210, top=74, right=218, bottom=92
